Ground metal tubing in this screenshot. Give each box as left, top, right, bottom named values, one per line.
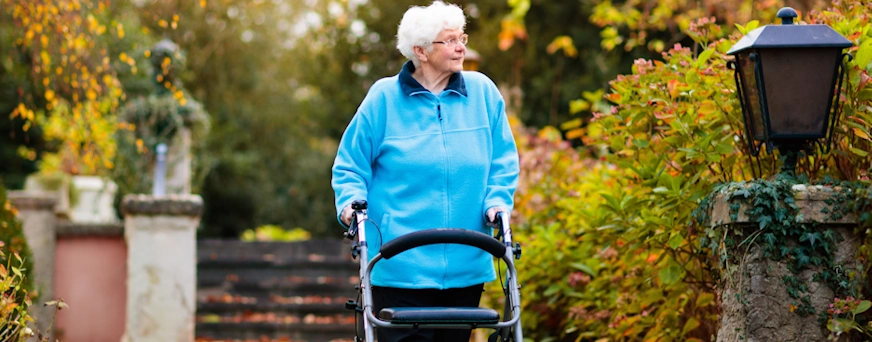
left=354, top=209, right=375, bottom=342
left=361, top=253, right=521, bottom=330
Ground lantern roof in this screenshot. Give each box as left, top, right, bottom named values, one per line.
left=727, top=8, right=851, bottom=55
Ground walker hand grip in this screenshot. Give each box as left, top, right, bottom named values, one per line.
left=379, top=228, right=506, bottom=259
left=352, top=200, right=367, bottom=210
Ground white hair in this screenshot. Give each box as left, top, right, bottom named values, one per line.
left=396, top=1, right=466, bottom=67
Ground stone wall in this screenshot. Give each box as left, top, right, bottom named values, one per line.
left=54, top=223, right=127, bottom=342
left=10, top=191, right=202, bottom=342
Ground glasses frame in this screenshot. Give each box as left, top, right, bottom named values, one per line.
left=432, top=34, right=468, bottom=47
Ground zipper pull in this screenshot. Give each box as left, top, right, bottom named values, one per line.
left=437, top=104, right=442, bottom=120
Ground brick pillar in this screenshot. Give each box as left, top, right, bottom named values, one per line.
left=8, top=191, right=58, bottom=338
left=121, top=194, right=202, bottom=342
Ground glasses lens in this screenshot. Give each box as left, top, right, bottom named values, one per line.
left=460, top=35, right=468, bottom=45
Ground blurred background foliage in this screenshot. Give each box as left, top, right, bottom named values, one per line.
left=0, top=0, right=675, bottom=237
left=0, top=0, right=834, bottom=235
left=7, top=0, right=872, bottom=340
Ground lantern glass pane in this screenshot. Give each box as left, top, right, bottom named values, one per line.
left=738, top=52, right=765, bottom=140
left=760, top=48, right=841, bottom=139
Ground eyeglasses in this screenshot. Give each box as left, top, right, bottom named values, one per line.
left=432, top=34, right=468, bottom=47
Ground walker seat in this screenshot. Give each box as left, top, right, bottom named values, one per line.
left=379, top=307, right=501, bottom=325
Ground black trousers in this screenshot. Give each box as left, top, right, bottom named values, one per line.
left=371, top=283, right=484, bottom=342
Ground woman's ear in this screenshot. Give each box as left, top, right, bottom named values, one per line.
left=413, top=45, right=429, bottom=63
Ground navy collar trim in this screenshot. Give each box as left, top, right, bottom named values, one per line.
left=398, top=61, right=467, bottom=97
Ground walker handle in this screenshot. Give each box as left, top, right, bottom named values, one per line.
left=379, top=228, right=507, bottom=259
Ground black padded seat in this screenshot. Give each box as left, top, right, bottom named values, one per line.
left=379, top=307, right=500, bottom=325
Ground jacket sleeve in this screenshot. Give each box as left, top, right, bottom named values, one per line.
left=332, top=111, right=374, bottom=228
left=483, top=96, right=520, bottom=218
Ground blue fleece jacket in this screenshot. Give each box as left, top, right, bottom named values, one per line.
left=332, top=61, right=519, bottom=289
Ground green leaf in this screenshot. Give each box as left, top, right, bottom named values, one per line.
left=758, top=215, right=773, bottom=229
left=544, top=284, right=561, bottom=296
left=569, top=100, right=590, bottom=114
left=561, top=118, right=583, bottom=130
left=715, top=143, right=734, bottom=154
left=858, top=89, right=872, bottom=101
left=682, top=317, right=700, bottom=335
left=855, top=39, right=872, bottom=70
left=696, top=292, right=715, bottom=307
left=668, top=232, right=685, bottom=249
left=850, top=147, right=869, bottom=157
left=658, top=260, right=683, bottom=285
left=685, top=70, right=700, bottom=84
left=828, top=317, right=858, bottom=333
left=854, top=300, right=872, bottom=315
left=570, top=262, right=596, bottom=276
left=694, top=49, right=715, bottom=68
left=745, top=20, right=760, bottom=32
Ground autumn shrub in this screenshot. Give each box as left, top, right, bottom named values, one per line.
left=511, top=1, right=872, bottom=341
left=0, top=184, right=35, bottom=341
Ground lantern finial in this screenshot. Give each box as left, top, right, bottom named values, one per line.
left=777, top=7, right=798, bottom=25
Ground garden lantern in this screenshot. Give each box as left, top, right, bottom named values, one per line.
left=464, top=48, right=481, bottom=71
left=726, top=7, right=852, bottom=166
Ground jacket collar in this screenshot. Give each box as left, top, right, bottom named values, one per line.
left=399, top=60, right=467, bottom=97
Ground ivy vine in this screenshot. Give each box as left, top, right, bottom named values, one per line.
left=694, top=173, right=872, bottom=321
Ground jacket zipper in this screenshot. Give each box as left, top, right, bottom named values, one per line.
left=437, top=100, right=451, bottom=286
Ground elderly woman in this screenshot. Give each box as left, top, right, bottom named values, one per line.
left=331, top=1, right=519, bottom=341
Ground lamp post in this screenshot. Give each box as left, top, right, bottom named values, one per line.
left=726, top=7, right=852, bottom=174
left=464, top=48, right=481, bottom=71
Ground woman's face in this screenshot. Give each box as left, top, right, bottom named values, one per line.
left=424, top=28, right=466, bottom=73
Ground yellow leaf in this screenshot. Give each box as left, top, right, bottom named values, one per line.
left=698, top=100, right=717, bottom=116
left=852, top=127, right=872, bottom=141
left=546, top=36, right=578, bottom=57
left=45, top=89, right=55, bottom=101
left=11, top=103, right=24, bottom=119
left=561, top=118, right=583, bottom=130
left=566, top=128, right=585, bottom=140
left=200, top=0, right=207, bottom=7
left=158, top=19, right=168, bottom=28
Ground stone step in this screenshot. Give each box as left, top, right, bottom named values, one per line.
left=198, top=258, right=357, bottom=270
left=196, top=239, right=358, bottom=342
left=198, top=302, right=352, bottom=314
left=196, top=320, right=356, bottom=342
left=199, top=277, right=358, bottom=293
left=198, top=270, right=359, bottom=286
left=196, top=338, right=354, bottom=342
left=198, top=240, right=353, bottom=260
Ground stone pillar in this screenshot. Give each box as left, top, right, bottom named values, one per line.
left=8, top=191, right=57, bottom=338
left=121, top=194, right=202, bottom=342
left=710, top=185, right=860, bottom=342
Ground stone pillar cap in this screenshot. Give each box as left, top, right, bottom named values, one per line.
left=8, top=191, right=58, bottom=210
left=121, top=194, right=203, bottom=217
left=709, top=183, right=859, bottom=226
